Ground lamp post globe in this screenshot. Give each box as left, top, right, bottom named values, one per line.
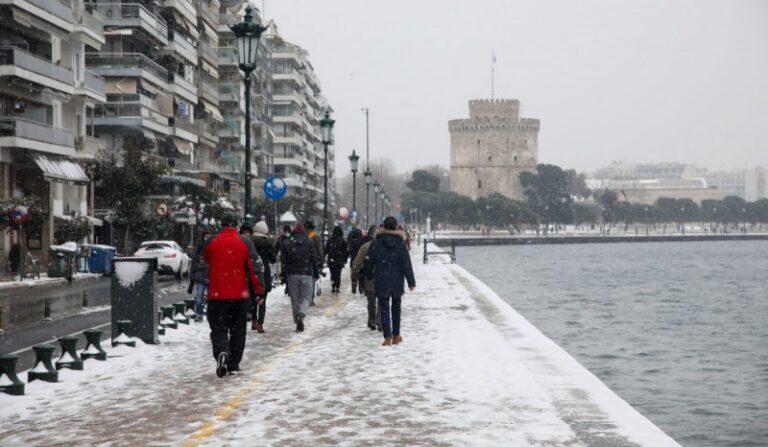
left=348, top=150, right=360, bottom=218
left=231, top=7, right=269, bottom=220
left=320, top=110, right=335, bottom=238
left=373, top=181, right=380, bottom=224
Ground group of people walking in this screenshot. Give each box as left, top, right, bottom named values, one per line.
left=188, top=213, right=416, bottom=377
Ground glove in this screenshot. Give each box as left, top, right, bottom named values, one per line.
left=187, top=282, right=194, bottom=295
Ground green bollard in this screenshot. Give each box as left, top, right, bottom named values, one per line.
left=184, top=299, right=196, bottom=319
left=173, top=302, right=189, bottom=325
left=28, top=344, right=58, bottom=383
left=55, top=336, right=84, bottom=370
left=0, top=354, right=25, bottom=395
left=157, top=310, right=165, bottom=336
left=81, top=330, right=108, bottom=361
left=160, top=306, right=178, bottom=329
left=112, top=320, right=137, bottom=348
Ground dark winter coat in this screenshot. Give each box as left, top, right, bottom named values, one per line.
left=346, top=228, right=364, bottom=263
left=240, top=234, right=265, bottom=284
left=252, top=233, right=276, bottom=293
left=191, top=241, right=210, bottom=285
left=325, top=228, right=349, bottom=269
left=281, top=230, right=319, bottom=278
left=364, top=229, right=416, bottom=297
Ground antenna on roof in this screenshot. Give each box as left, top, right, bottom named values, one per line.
left=491, top=50, right=496, bottom=100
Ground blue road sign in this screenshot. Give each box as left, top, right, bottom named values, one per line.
left=263, top=176, right=287, bottom=201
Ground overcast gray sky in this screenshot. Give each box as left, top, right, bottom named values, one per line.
left=264, top=0, right=768, bottom=175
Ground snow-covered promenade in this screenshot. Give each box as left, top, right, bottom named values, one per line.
left=0, top=251, right=680, bottom=446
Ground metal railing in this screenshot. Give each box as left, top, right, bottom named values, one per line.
left=0, top=117, right=75, bottom=147
left=198, top=41, right=218, bottom=64
left=0, top=46, right=73, bottom=85
left=86, top=52, right=169, bottom=82
left=81, top=70, right=104, bottom=93
left=94, top=102, right=141, bottom=118
left=75, top=7, right=104, bottom=32
left=170, top=116, right=195, bottom=132
left=197, top=0, right=218, bottom=26
left=168, top=32, right=196, bottom=61
left=217, top=47, right=238, bottom=66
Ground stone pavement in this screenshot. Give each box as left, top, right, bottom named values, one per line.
left=0, top=251, right=680, bottom=446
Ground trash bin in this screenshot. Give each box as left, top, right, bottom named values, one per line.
left=111, top=257, right=159, bottom=344
left=48, top=243, right=77, bottom=279
left=88, top=244, right=117, bottom=275
left=76, top=245, right=91, bottom=273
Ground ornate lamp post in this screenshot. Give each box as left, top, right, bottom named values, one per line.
left=320, top=110, right=335, bottom=238
left=373, top=181, right=380, bottom=225
left=364, top=168, right=372, bottom=227
left=231, top=7, right=268, bottom=220
left=348, top=150, right=360, bottom=220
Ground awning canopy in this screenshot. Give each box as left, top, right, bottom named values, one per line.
left=200, top=59, right=219, bottom=79
left=171, top=137, right=193, bottom=155
left=201, top=21, right=218, bottom=43
left=201, top=99, right=223, bottom=122
left=34, top=154, right=90, bottom=184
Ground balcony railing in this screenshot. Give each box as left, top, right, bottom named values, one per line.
left=166, top=31, right=196, bottom=63
left=28, top=0, right=73, bottom=23
left=196, top=0, right=218, bottom=26
left=217, top=47, right=238, bottom=66
left=74, top=7, right=104, bottom=34
left=0, top=46, right=73, bottom=86
left=91, top=3, right=168, bottom=44
left=76, top=135, right=108, bottom=157
left=198, top=41, right=218, bottom=64
left=169, top=116, right=195, bottom=132
left=86, top=52, right=168, bottom=84
left=218, top=81, right=239, bottom=102
left=80, top=70, right=104, bottom=94
left=0, top=117, right=75, bottom=147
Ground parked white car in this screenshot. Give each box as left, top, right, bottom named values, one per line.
left=134, top=241, right=190, bottom=279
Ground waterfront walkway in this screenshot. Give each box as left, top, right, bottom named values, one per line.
left=0, top=251, right=680, bottom=446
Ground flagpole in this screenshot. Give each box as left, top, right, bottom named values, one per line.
left=491, top=51, right=496, bottom=100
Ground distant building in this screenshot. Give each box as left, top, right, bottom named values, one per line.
left=705, top=167, right=766, bottom=201
left=449, top=99, right=539, bottom=201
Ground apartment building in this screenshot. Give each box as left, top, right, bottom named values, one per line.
left=268, top=27, right=335, bottom=206
left=0, top=0, right=105, bottom=258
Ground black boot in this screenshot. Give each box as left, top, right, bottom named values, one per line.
left=296, top=315, right=304, bottom=332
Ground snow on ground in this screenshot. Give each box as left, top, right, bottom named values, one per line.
left=0, top=250, right=680, bottom=446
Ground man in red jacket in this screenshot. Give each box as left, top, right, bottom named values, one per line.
left=204, top=215, right=264, bottom=377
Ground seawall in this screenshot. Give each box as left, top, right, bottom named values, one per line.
left=433, top=233, right=768, bottom=247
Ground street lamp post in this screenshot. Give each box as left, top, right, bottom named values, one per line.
left=364, top=168, right=372, bottom=227
left=320, top=111, right=335, bottom=238
left=373, top=181, right=380, bottom=224
left=231, top=7, right=269, bottom=221
left=348, top=150, right=360, bottom=220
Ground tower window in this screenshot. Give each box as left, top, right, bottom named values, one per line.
left=513, top=155, right=518, bottom=162
left=478, top=180, right=482, bottom=189
left=488, top=156, right=492, bottom=162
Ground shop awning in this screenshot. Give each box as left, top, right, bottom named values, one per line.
left=34, top=154, right=90, bottom=184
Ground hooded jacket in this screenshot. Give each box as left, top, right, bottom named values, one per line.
left=325, top=227, right=349, bottom=268
left=252, top=232, right=276, bottom=294
left=281, top=229, right=319, bottom=278
left=364, top=229, right=416, bottom=297
left=346, top=228, right=364, bottom=263
left=204, top=227, right=264, bottom=300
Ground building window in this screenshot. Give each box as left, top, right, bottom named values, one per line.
left=478, top=180, right=482, bottom=189
left=488, top=156, right=492, bottom=162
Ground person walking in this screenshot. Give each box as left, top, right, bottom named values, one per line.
left=346, top=227, right=364, bottom=293
left=204, top=215, right=264, bottom=377
left=187, top=229, right=212, bottom=322
left=251, top=220, right=276, bottom=333
left=324, top=226, right=348, bottom=294
left=364, top=217, right=416, bottom=346
left=240, top=223, right=266, bottom=321
left=276, top=224, right=292, bottom=295
left=280, top=223, right=319, bottom=332
left=305, top=220, right=324, bottom=304
left=351, top=225, right=379, bottom=330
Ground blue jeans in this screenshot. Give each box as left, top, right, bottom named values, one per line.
left=195, top=283, right=208, bottom=316
left=378, top=293, right=402, bottom=338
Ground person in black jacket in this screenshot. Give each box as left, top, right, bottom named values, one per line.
left=251, top=220, right=276, bottom=332
left=364, top=216, right=416, bottom=346
left=346, top=227, right=364, bottom=293
left=325, top=225, right=348, bottom=294
left=280, top=223, right=319, bottom=332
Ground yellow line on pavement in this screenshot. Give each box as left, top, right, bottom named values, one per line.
left=184, top=296, right=348, bottom=447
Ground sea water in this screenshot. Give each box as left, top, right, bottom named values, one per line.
left=458, top=240, right=768, bottom=447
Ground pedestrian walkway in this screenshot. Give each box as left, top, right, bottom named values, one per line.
left=0, top=250, right=679, bottom=446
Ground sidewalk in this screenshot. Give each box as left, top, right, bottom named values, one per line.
left=0, top=252, right=680, bottom=446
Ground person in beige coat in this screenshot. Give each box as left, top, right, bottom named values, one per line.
left=351, top=226, right=380, bottom=331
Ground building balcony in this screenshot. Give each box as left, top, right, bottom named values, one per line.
left=195, top=119, right=220, bottom=146
left=167, top=72, right=197, bottom=104
left=0, top=46, right=74, bottom=95
left=163, top=32, right=197, bottom=65
left=218, top=80, right=239, bottom=103
left=274, top=135, right=303, bottom=146
left=273, top=114, right=303, bottom=127
left=92, top=97, right=170, bottom=136
left=219, top=151, right=242, bottom=173
left=86, top=53, right=169, bottom=91
left=91, top=3, right=168, bottom=46
left=217, top=47, right=238, bottom=67
left=198, top=78, right=218, bottom=104
left=273, top=72, right=304, bottom=86
left=160, top=0, right=196, bottom=26
left=4, top=0, right=74, bottom=28
left=220, top=117, right=241, bottom=139
left=272, top=93, right=304, bottom=106
left=74, top=7, right=105, bottom=46
left=196, top=0, right=218, bottom=27
left=168, top=116, right=198, bottom=143
left=0, top=117, right=75, bottom=156
left=74, top=135, right=108, bottom=160
left=75, top=70, right=106, bottom=103
left=198, top=41, right=218, bottom=65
